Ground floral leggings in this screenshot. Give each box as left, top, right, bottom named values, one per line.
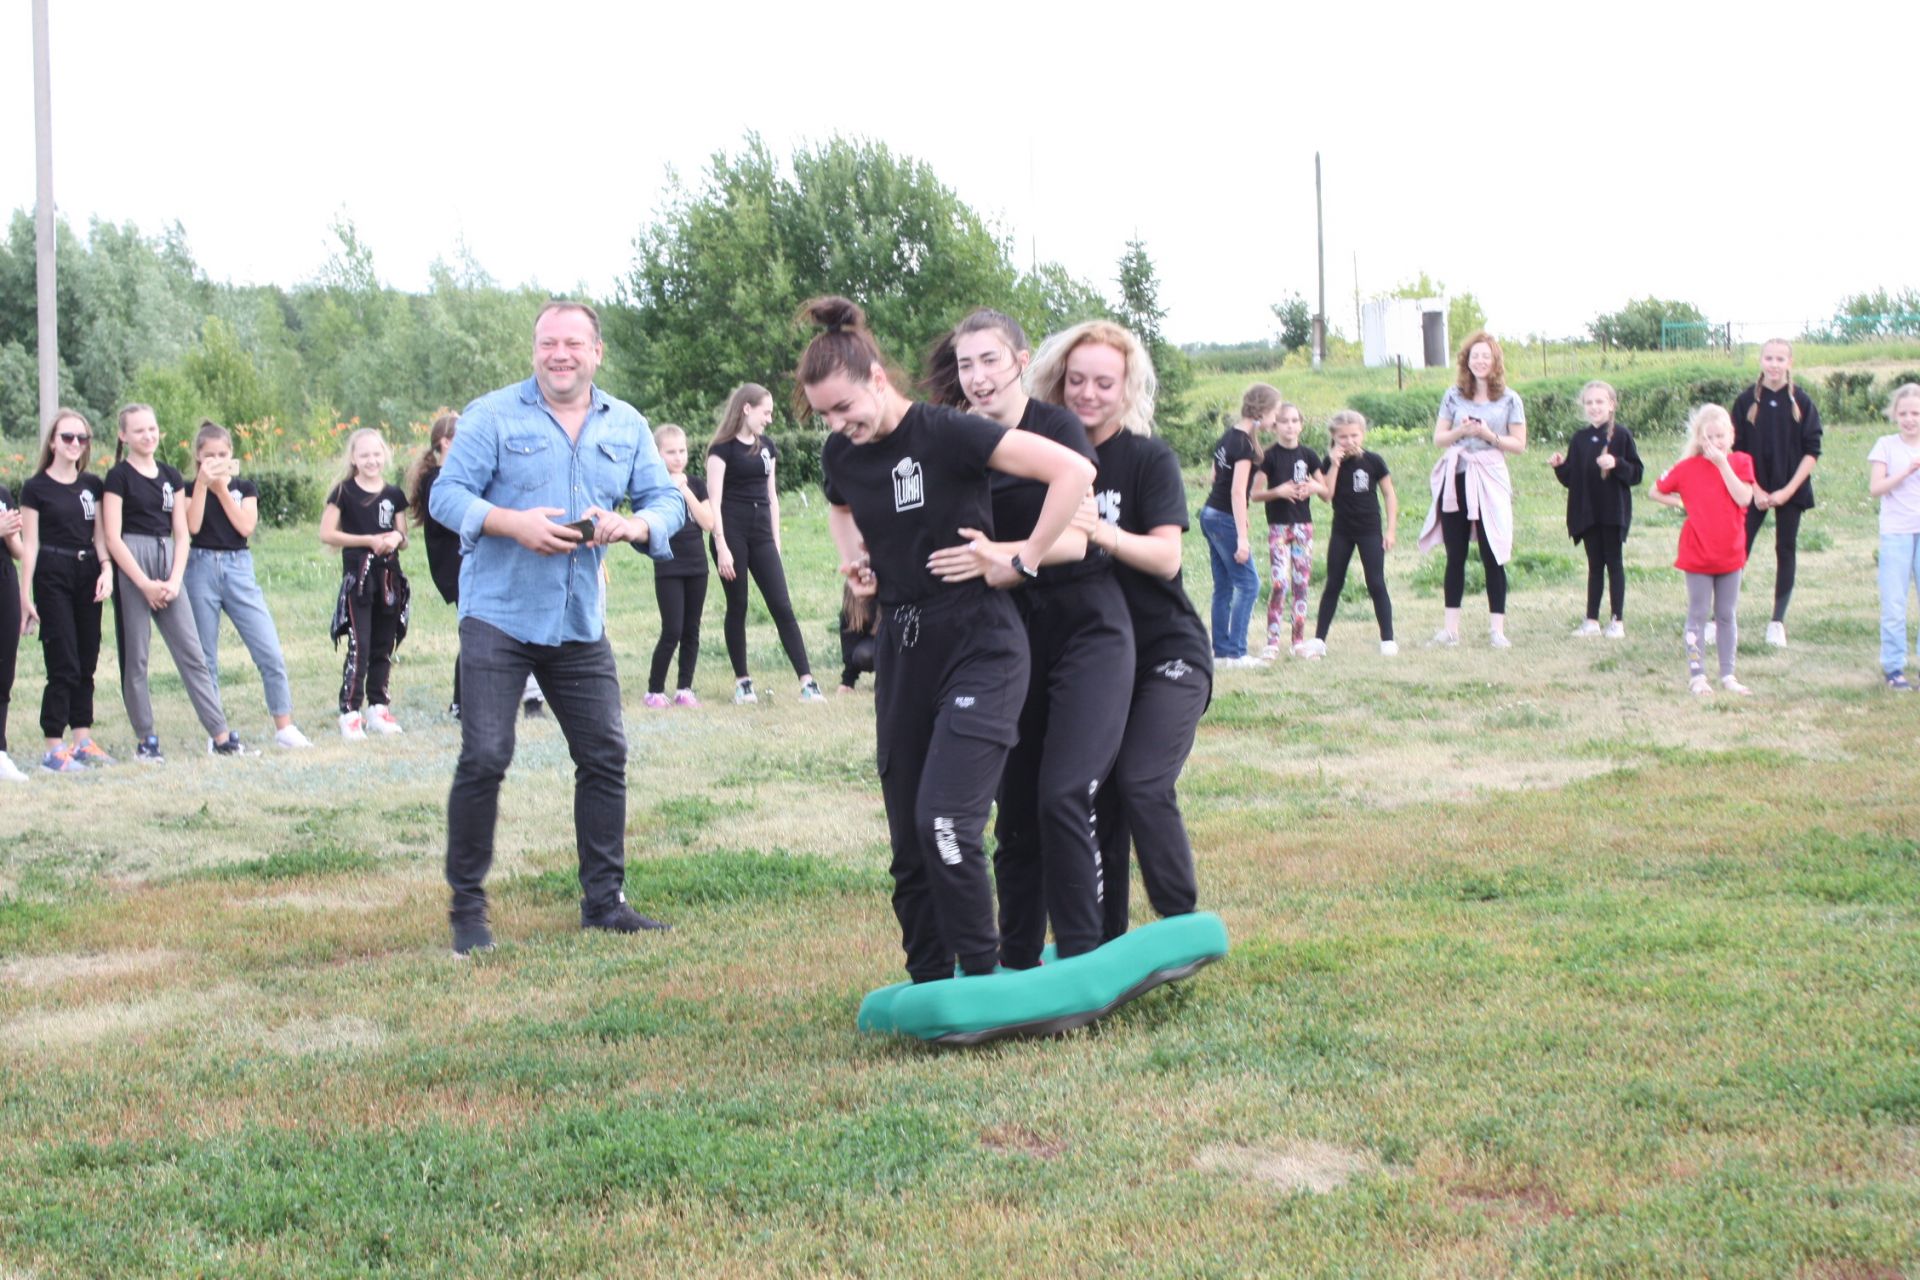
left=1266, top=523, right=1314, bottom=649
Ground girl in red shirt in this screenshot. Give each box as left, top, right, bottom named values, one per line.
left=1652, top=404, right=1756, bottom=696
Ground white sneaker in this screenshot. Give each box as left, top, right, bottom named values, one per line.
left=1299, top=638, right=1327, bottom=659
left=1380, top=640, right=1399, bottom=656
left=274, top=724, right=314, bottom=750
left=0, top=751, right=26, bottom=783
left=1574, top=620, right=1602, bottom=637
left=1430, top=629, right=1459, bottom=648
left=1259, top=645, right=1281, bottom=664
left=1703, top=620, right=1717, bottom=646
left=339, top=711, right=368, bottom=741
left=1765, top=621, right=1787, bottom=648
left=1689, top=675, right=1713, bottom=697
left=367, top=704, right=404, bottom=735
left=1291, top=641, right=1310, bottom=658
left=1489, top=631, right=1512, bottom=650
left=1721, top=674, right=1753, bottom=695
left=1604, top=620, right=1625, bottom=639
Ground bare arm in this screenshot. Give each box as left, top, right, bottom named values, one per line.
left=1230, top=458, right=1253, bottom=553
left=1380, top=476, right=1400, bottom=551
left=186, top=471, right=212, bottom=537
left=212, top=470, right=257, bottom=539
left=1089, top=519, right=1183, bottom=580
left=827, top=502, right=875, bottom=598
left=767, top=461, right=782, bottom=554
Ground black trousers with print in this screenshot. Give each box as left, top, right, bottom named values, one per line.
left=1097, top=655, right=1210, bottom=941
left=338, top=568, right=401, bottom=714
left=33, top=550, right=103, bottom=739
left=873, top=585, right=1030, bottom=983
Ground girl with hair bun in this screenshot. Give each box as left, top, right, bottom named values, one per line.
left=1731, top=338, right=1821, bottom=647
left=923, top=307, right=1129, bottom=970
left=801, top=295, right=1094, bottom=985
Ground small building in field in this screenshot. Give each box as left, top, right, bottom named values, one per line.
left=1363, top=298, right=1449, bottom=369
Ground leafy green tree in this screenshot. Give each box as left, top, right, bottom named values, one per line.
left=1271, top=292, right=1312, bottom=353
left=1590, top=297, right=1705, bottom=350
left=1815, top=287, right=1920, bottom=340
left=1114, top=238, right=1190, bottom=429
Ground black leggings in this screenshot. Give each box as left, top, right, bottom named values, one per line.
left=1315, top=531, right=1393, bottom=642
left=649, top=574, right=708, bottom=694
left=1582, top=525, right=1626, bottom=621
left=1441, top=471, right=1508, bottom=612
left=718, top=508, right=810, bottom=680
left=0, top=560, right=17, bottom=753
left=1744, top=503, right=1802, bottom=623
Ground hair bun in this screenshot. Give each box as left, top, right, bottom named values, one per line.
left=802, top=295, right=865, bottom=335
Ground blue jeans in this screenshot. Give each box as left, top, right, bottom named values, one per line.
left=184, top=548, right=294, bottom=718
left=1878, top=533, right=1920, bottom=674
left=1200, top=505, right=1258, bottom=658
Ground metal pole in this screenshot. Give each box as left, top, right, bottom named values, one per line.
left=33, top=0, right=58, bottom=432
left=1313, top=152, right=1324, bottom=370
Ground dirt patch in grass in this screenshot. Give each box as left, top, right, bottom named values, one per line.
left=0, top=986, right=238, bottom=1051
left=0, top=949, right=179, bottom=989
left=1193, top=1140, right=1382, bottom=1193
left=1447, top=1182, right=1576, bottom=1226
left=980, top=1125, right=1067, bottom=1160
left=260, top=1014, right=386, bottom=1056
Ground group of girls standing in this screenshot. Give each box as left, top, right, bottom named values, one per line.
left=798, top=296, right=1209, bottom=985
left=3, top=406, right=312, bottom=779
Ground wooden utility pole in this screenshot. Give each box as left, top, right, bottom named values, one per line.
left=1312, top=152, right=1325, bottom=370
left=34, top=0, right=58, bottom=432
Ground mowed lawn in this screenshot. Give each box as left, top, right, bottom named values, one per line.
left=1, top=418, right=1916, bottom=1278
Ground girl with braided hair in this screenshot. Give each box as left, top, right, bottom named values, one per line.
left=1730, top=339, right=1821, bottom=647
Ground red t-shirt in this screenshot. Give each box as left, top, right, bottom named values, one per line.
left=1656, top=452, right=1755, bottom=574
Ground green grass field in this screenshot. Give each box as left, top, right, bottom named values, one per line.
left=2, top=412, right=1917, bottom=1277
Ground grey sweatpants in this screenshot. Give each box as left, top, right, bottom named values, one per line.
left=1684, top=569, right=1741, bottom=680
left=115, top=533, right=229, bottom=740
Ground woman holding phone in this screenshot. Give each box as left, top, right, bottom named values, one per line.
left=1427, top=331, right=1525, bottom=648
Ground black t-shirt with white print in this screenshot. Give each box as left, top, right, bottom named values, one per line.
left=1204, top=428, right=1262, bottom=513
left=709, top=435, right=779, bottom=509
left=104, top=460, right=186, bottom=539
left=326, top=481, right=406, bottom=573
left=1329, top=450, right=1390, bottom=539
left=990, top=398, right=1105, bottom=586
left=1093, top=429, right=1211, bottom=675
left=821, top=402, right=1006, bottom=606
left=1260, top=443, right=1322, bottom=526
left=651, top=475, right=710, bottom=579
left=21, top=470, right=105, bottom=551
left=186, top=476, right=260, bottom=552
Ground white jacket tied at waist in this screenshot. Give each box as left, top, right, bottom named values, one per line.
left=1417, top=444, right=1514, bottom=566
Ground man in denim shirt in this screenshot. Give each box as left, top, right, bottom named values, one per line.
left=430, top=300, right=686, bottom=955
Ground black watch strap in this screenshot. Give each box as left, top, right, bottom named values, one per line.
left=1010, top=553, right=1039, bottom=580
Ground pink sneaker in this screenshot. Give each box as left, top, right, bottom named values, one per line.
left=673, top=689, right=700, bottom=708
left=643, top=692, right=669, bottom=709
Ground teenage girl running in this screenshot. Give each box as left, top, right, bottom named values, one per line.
left=643, top=423, right=716, bottom=708
left=322, top=428, right=410, bottom=740
left=1868, top=383, right=1920, bottom=689
left=184, top=420, right=312, bottom=748
left=1651, top=404, right=1756, bottom=696
left=1549, top=380, right=1643, bottom=637
left=18, top=409, right=114, bottom=772
left=1731, top=338, right=1821, bottom=647
left=1249, top=401, right=1321, bottom=659
left=800, top=295, right=1092, bottom=985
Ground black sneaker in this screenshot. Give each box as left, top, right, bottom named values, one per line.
left=209, top=732, right=259, bottom=757
left=582, top=902, right=672, bottom=934
left=451, top=914, right=495, bottom=956
left=134, top=736, right=165, bottom=764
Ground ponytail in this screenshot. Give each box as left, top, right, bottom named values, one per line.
left=792, top=296, right=904, bottom=419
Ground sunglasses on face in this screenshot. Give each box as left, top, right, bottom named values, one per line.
left=58, top=432, right=90, bottom=445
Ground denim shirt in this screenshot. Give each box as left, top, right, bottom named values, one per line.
left=430, top=378, right=685, bottom=646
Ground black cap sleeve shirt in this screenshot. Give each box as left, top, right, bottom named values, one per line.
left=1330, top=450, right=1390, bottom=538
left=1094, top=430, right=1211, bottom=674
left=1260, top=444, right=1322, bottom=526
left=653, top=475, right=709, bottom=577
left=710, top=436, right=778, bottom=508
left=821, top=403, right=1006, bottom=606
left=186, top=476, right=258, bottom=552
left=23, top=471, right=106, bottom=550
left=105, top=461, right=186, bottom=539
left=327, top=481, right=406, bottom=572
left=1204, top=429, right=1263, bottom=512
left=989, top=399, right=1105, bottom=585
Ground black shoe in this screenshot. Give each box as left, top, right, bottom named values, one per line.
left=582, top=903, right=671, bottom=933
left=451, top=914, right=495, bottom=956
left=522, top=697, right=546, bottom=719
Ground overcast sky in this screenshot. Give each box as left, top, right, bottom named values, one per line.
left=4, top=0, right=1914, bottom=346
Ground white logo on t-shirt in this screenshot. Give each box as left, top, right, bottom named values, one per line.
left=954, top=696, right=975, bottom=708
left=1156, top=659, right=1192, bottom=681
left=1352, top=468, right=1371, bottom=494
left=161, top=481, right=175, bottom=512
left=377, top=498, right=395, bottom=529
left=1291, top=460, right=1309, bottom=484
left=1096, top=489, right=1123, bottom=525
left=892, top=458, right=924, bottom=512
left=79, top=490, right=98, bottom=522
left=760, top=447, right=772, bottom=467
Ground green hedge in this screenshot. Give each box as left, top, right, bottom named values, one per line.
left=249, top=466, right=327, bottom=528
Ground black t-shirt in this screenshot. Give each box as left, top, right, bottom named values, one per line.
left=1329, top=450, right=1390, bottom=538
left=1093, top=430, right=1211, bottom=672
left=709, top=435, right=779, bottom=508
left=1260, top=444, right=1322, bottom=526
left=186, top=475, right=258, bottom=552
left=990, top=398, right=1104, bottom=586
left=0, top=483, right=14, bottom=578
left=105, top=460, right=186, bottom=539
left=1204, top=428, right=1262, bottom=513
left=821, top=402, right=1006, bottom=606
left=419, top=470, right=461, bottom=603
left=653, top=475, right=710, bottom=578
left=21, top=471, right=105, bottom=551
left=326, top=481, right=406, bottom=572
left=1730, top=384, right=1823, bottom=508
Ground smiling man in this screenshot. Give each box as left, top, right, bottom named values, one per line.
left=429, top=300, right=686, bottom=955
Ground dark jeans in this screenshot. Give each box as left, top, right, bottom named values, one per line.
left=1744, top=503, right=1803, bottom=623
left=34, top=549, right=102, bottom=739
left=1582, top=524, right=1626, bottom=621
left=1441, top=470, right=1508, bottom=612
left=718, top=505, right=811, bottom=680
left=445, top=617, right=631, bottom=921
left=649, top=573, right=707, bottom=694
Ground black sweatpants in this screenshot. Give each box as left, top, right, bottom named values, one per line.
left=717, top=505, right=810, bottom=680
left=1096, top=655, right=1209, bottom=941
left=1315, top=531, right=1394, bottom=642
left=873, top=586, right=1029, bottom=983
left=1744, top=503, right=1803, bottom=623
left=993, top=574, right=1136, bottom=968
left=1582, top=524, right=1626, bottom=621
left=338, top=564, right=402, bottom=714
left=33, top=549, right=103, bottom=738
left=0, top=559, right=17, bottom=753
left=649, top=573, right=708, bottom=694
left=1441, top=470, right=1508, bottom=612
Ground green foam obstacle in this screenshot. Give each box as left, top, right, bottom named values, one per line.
left=856, top=912, right=1228, bottom=1045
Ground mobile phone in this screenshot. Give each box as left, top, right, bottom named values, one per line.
left=562, top=517, right=595, bottom=541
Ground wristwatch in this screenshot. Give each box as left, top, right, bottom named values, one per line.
left=1010, top=553, right=1039, bottom=580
